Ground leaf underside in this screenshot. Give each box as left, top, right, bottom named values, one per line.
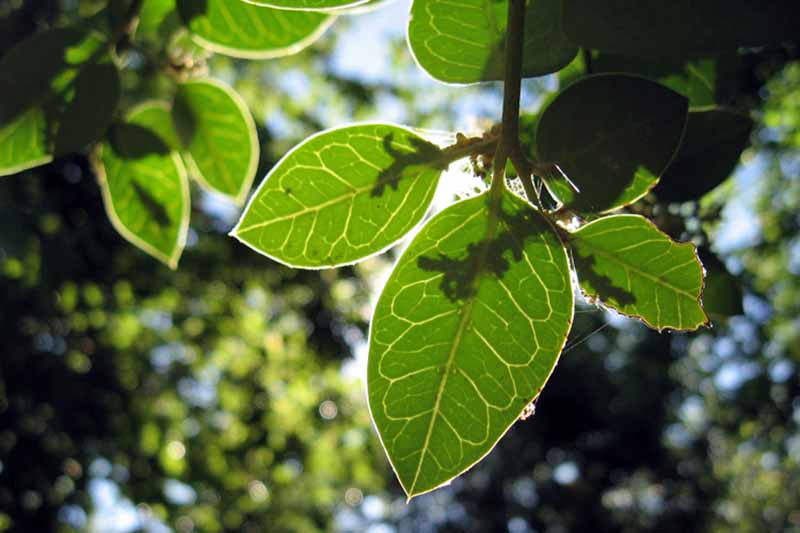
left=233, top=123, right=446, bottom=269
left=569, top=214, right=708, bottom=331
left=174, top=79, right=259, bottom=204
left=591, top=53, right=720, bottom=107
left=562, top=0, right=800, bottom=59
left=0, top=28, right=119, bottom=176
left=98, top=104, right=189, bottom=269
left=368, top=190, right=574, bottom=499
left=408, top=0, right=577, bottom=84
left=177, top=0, right=332, bottom=58
left=536, top=74, right=689, bottom=214
left=655, top=108, right=752, bottom=202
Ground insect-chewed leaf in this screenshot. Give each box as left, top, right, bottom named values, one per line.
left=408, top=0, right=577, bottom=84
left=96, top=103, right=190, bottom=269
left=0, top=28, right=120, bottom=176
left=562, top=0, right=799, bottom=59
left=655, top=108, right=752, bottom=203
left=176, top=0, right=333, bottom=59
left=368, top=190, right=574, bottom=499
left=173, top=79, right=259, bottom=204
left=536, top=74, right=688, bottom=213
left=568, top=214, right=709, bottom=331
left=232, top=123, right=448, bottom=269
left=247, top=0, right=369, bottom=10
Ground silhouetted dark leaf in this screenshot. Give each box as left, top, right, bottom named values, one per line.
left=563, top=0, right=800, bottom=59
left=656, top=108, right=753, bottom=202
left=536, top=74, right=688, bottom=213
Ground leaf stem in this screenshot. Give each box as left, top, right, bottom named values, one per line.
left=491, top=0, right=527, bottom=207
left=439, top=134, right=498, bottom=163
left=582, top=48, right=593, bottom=74
left=110, top=0, right=145, bottom=50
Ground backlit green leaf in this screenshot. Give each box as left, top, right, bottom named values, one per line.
left=232, top=124, right=448, bottom=268
left=368, top=190, right=574, bottom=499
left=338, top=0, right=393, bottom=14
left=562, top=0, right=799, bottom=59
left=247, top=0, right=369, bottom=10
left=97, top=103, right=190, bottom=269
left=568, top=214, right=709, bottom=331
left=174, top=79, right=259, bottom=204
left=408, top=0, right=577, bottom=84
left=0, top=28, right=120, bottom=176
left=536, top=74, right=688, bottom=213
left=176, top=0, right=333, bottom=59
left=138, top=0, right=179, bottom=37
left=112, top=0, right=180, bottom=40
left=655, top=108, right=752, bottom=203
left=0, top=28, right=102, bottom=123
left=0, top=109, right=52, bottom=177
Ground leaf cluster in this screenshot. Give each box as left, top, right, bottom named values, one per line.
left=1, top=0, right=796, bottom=501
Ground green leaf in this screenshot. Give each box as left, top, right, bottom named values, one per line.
left=368, top=190, right=574, bottom=499
left=655, top=108, right=752, bottom=203
left=173, top=79, right=259, bottom=204
left=568, top=214, right=709, bottom=331
left=97, top=103, right=190, bottom=269
left=536, top=74, right=688, bottom=213
left=698, top=247, right=743, bottom=319
left=0, top=28, right=120, bottom=176
left=0, top=28, right=101, bottom=123
left=54, top=62, right=122, bottom=156
left=562, top=0, right=800, bottom=59
left=232, top=124, right=448, bottom=268
left=113, top=0, right=180, bottom=40
left=592, top=53, right=719, bottom=107
left=140, top=0, right=177, bottom=31
left=408, top=0, right=577, bottom=84
left=0, top=109, right=52, bottom=177
left=338, top=0, right=393, bottom=14
left=246, top=0, right=369, bottom=10
left=176, top=0, right=333, bottom=59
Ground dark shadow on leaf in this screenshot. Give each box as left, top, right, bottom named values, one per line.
left=417, top=202, right=548, bottom=302
left=371, top=133, right=446, bottom=197
left=132, top=182, right=171, bottom=227
left=53, top=63, right=121, bottom=157
left=538, top=75, right=689, bottom=213
left=0, top=29, right=86, bottom=127
left=109, top=124, right=170, bottom=160
left=171, top=90, right=197, bottom=149
left=654, top=109, right=753, bottom=203
left=572, top=251, right=636, bottom=307
left=0, top=28, right=120, bottom=162
left=175, top=0, right=209, bottom=24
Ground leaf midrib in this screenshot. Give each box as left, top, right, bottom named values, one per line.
left=236, top=148, right=453, bottom=235
left=408, top=191, right=503, bottom=496
left=574, top=236, right=698, bottom=301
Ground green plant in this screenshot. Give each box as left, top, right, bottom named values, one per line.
left=1, top=0, right=794, bottom=501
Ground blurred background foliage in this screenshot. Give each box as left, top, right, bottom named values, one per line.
left=1, top=1, right=799, bottom=532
